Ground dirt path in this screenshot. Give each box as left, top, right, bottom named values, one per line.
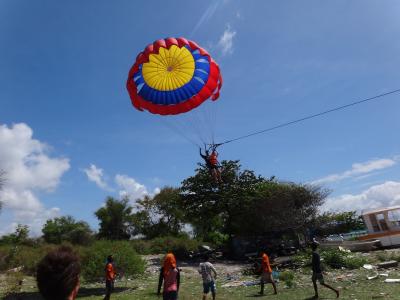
left=142, top=254, right=252, bottom=278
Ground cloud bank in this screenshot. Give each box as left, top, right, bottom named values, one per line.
left=83, top=164, right=160, bottom=204
left=311, top=157, right=398, bottom=185
left=323, top=181, right=400, bottom=212
left=0, top=123, right=69, bottom=235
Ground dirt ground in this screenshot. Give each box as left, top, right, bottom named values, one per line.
left=2, top=251, right=400, bottom=299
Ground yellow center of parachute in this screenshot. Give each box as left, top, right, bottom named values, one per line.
left=142, top=45, right=195, bottom=91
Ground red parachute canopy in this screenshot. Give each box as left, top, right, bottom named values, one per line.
left=126, top=37, right=222, bottom=115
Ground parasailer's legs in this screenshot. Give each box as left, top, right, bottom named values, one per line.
left=210, top=167, right=222, bottom=183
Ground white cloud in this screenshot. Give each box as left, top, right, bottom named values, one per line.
left=191, top=1, right=221, bottom=37
left=311, top=157, right=397, bottom=185
left=217, top=25, right=236, bottom=55
left=323, top=181, right=400, bottom=212
left=83, top=164, right=160, bottom=206
left=83, top=164, right=112, bottom=191
left=115, top=174, right=150, bottom=203
left=0, top=123, right=69, bottom=236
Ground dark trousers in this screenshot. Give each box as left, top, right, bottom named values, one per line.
left=163, top=291, right=178, bottom=300
left=104, top=280, right=114, bottom=300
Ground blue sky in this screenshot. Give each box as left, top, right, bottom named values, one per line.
left=1, top=0, right=400, bottom=235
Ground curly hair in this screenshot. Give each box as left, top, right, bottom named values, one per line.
left=37, top=246, right=81, bottom=300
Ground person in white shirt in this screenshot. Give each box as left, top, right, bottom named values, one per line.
left=198, top=255, right=217, bottom=300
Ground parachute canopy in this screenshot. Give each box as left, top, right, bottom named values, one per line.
left=126, top=37, right=222, bottom=115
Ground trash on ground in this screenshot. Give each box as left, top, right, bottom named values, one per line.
left=338, top=246, right=351, bottom=253
left=363, top=264, right=374, bottom=270
left=377, top=261, right=398, bottom=269
left=384, top=278, right=400, bottom=283
left=221, top=280, right=260, bottom=288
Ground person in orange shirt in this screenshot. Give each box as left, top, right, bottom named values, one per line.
left=199, top=145, right=222, bottom=183
left=104, top=255, right=116, bottom=300
left=259, top=252, right=277, bottom=295
left=157, top=253, right=180, bottom=300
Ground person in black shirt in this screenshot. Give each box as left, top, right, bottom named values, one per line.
left=311, top=241, right=339, bottom=299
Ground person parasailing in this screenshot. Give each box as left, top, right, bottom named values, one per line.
left=200, top=144, right=222, bottom=183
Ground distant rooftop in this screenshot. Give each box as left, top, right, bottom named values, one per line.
left=361, top=205, right=400, bottom=215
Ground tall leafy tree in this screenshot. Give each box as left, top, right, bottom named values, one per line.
left=181, top=160, right=328, bottom=241
left=133, top=187, right=184, bottom=239
left=181, top=160, right=264, bottom=240
left=42, top=216, right=93, bottom=245
left=237, top=181, right=328, bottom=236
left=95, top=197, right=134, bottom=240
left=0, top=224, right=29, bottom=244
left=314, top=211, right=365, bottom=236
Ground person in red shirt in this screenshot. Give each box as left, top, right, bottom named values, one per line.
left=199, top=145, right=222, bottom=183
left=104, top=255, right=116, bottom=300
left=259, top=252, right=277, bottom=295
left=157, top=253, right=180, bottom=300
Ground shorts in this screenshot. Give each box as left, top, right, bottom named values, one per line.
left=312, top=272, right=325, bottom=284
left=261, top=272, right=273, bottom=283
left=163, top=291, right=178, bottom=300
left=203, top=281, right=216, bottom=294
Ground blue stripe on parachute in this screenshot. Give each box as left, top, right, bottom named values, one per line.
left=137, top=49, right=211, bottom=105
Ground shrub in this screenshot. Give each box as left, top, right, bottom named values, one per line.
left=322, top=249, right=346, bottom=269
left=343, top=255, right=367, bottom=269
left=376, top=251, right=400, bottom=263
left=205, top=232, right=229, bottom=247
left=279, top=270, right=295, bottom=287
left=292, top=249, right=312, bottom=267
left=81, top=240, right=145, bottom=282
left=292, top=248, right=367, bottom=270
left=322, top=249, right=367, bottom=269
left=130, top=239, right=152, bottom=255
left=0, top=244, right=56, bottom=275
left=4, top=271, right=25, bottom=297
left=144, top=236, right=203, bottom=259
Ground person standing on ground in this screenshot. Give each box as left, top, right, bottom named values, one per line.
left=104, top=255, right=116, bottom=300
left=311, top=242, right=339, bottom=299
left=198, top=255, right=218, bottom=300
left=36, top=246, right=81, bottom=300
left=157, top=253, right=180, bottom=300
left=259, top=252, right=277, bottom=295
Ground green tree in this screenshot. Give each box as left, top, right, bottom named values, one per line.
left=314, top=211, right=365, bottom=236
left=42, top=216, right=93, bottom=245
left=95, top=197, right=134, bottom=240
left=0, top=224, right=29, bottom=244
left=237, top=181, right=328, bottom=236
left=181, top=160, right=264, bottom=240
left=181, top=160, right=327, bottom=241
left=133, top=187, right=184, bottom=239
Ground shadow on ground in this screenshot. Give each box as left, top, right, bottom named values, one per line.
left=78, top=286, right=132, bottom=297
left=3, top=287, right=133, bottom=299
left=4, top=292, right=43, bottom=300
